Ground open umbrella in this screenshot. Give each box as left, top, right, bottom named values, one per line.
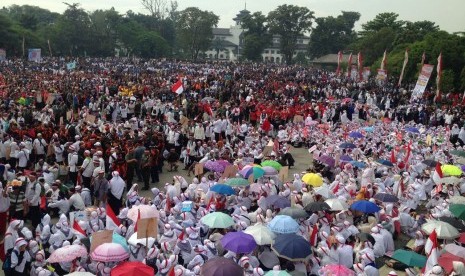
left=422, top=160, right=438, bottom=168
left=262, top=166, right=279, bottom=176
left=304, top=202, right=331, bottom=213
left=375, top=159, right=394, bottom=167
left=458, top=232, right=465, bottom=244
left=350, top=161, right=366, bottom=168
left=363, top=126, right=374, bottom=132
left=110, top=261, right=154, bottom=276
left=450, top=196, right=465, bottom=205
left=127, top=205, right=159, bottom=222
left=445, top=244, right=465, bottom=258
left=47, top=244, right=87, bottom=263
left=318, top=155, right=335, bottom=167
left=201, top=96, right=215, bottom=102
left=200, top=212, right=235, bottom=228
left=90, top=232, right=129, bottom=253
left=349, top=132, right=364, bottom=139
left=392, top=249, right=427, bottom=268
left=268, top=215, right=299, bottom=234
left=443, top=208, right=465, bottom=226
left=325, top=198, right=349, bottom=211
left=221, top=231, right=257, bottom=254
left=438, top=252, right=465, bottom=274
left=65, top=273, right=95, bottom=276
left=210, top=184, right=235, bottom=195
left=204, top=161, right=226, bottom=173
left=450, top=150, right=465, bottom=158
left=351, top=200, right=380, bottom=213
left=128, top=233, right=156, bottom=248
left=405, top=127, right=420, bottom=134
left=422, top=220, right=460, bottom=239
left=264, top=271, right=291, bottom=276
left=279, top=206, right=308, bottom=219
left=339, top=142, right=356, bottom=149
left=201, top=257, right=244, bottom=276
left=261, top=160, right=282, bottom=171
left=91, top=243, right=129, bottom=262
left=265, top=195, right=291, bottom=209
left=301, top=173, right=323, bottom=187
left=244, top=224, right=276, bottom=245
left=271, top=233, right=312, bottom=261
left=240, top=166, right=265, bottom=179
left=340, top=155, right=353, bottom=162
left=373, top=193, right=399, bottom=203
left=442, top=164, right=462, bottom=176
left=319, top=264, right=356, bottom=276
left=225, top=177, right=250, bottom=187
left=314, top=186, right=334, bottom=199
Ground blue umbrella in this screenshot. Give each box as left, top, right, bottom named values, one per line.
left=373, top=193, right=399, bottom=203
left=268, top=215, right=299, bottom=234
left=339, top=142, right=356, bottom=149
left=340, top=155, right=353, bottom=162
left=350, top=161, right=366, bottom=168
left=349, top=132, right=364, bottom=139
left=265, top=195, right=291, bottom=209
left=210, top=184, right=235, bottom=195
left=351, top=200, right=381, bottom=213
left=376, top=159, right=394, bottom=167
left=363, top=126, right=374, bottom=132
left=405, top=127, right=420, bottom=134
left=221, top=231, right=257, bottom=254
left=271, top=233, right=312, bottom=261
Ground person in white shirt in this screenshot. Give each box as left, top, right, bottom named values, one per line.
left=68, top=187, right=85, bottom=211
left=53, top=142, right=65, bottom=164
left=0, top=185, right=10, bottom=235
left=68, top=145, right=79, bottom=185
left=25, top=174, right=41, bottom=229
left=213, top=117, right=223, bottom=141
left=80, top=150, right=94, bottom=189
left=33, top=133, right=47, bottom=162
left=16, top=142, right=30, bottom=171
left=10, top=238, right=31, bottom=274
left=78, top=186, right=92, bottom=207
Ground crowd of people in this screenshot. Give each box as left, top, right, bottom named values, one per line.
left=0, top=58, right=464, bottom=275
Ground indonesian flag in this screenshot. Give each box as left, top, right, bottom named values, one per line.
left=204, top=103, right=213, bottom=116
left=435, top=162, right=443, bottom=178
left=134, top=209, right=141, bottom=232
left=357, top=52, right=363, bottom=80
left=424, top=229, right=439, bottom=273
left=73, top=220, right=86, bottom=237
left=435, top=52, right=443, bottom=102
left=390, top=150, right=396, bottom=164
left=106, top=204, right=121, bottom=230
left=404, top=141, right=412, bottom=165
left=178, top=230, right=185, bottom=241
left=206, top=196, right=215, bottom=211
left=396, top=177, right=405, bottom=199
left=398, top=49, right=409, bottom=86
left=171, top=79, right=184, bottom=95
left=432, top=162, right=443, bottom=187
left=165, top=196, right=172, bottom=213
left=347, top=53, right=353, bottom=76
left=336, top=51, right=343, bottom=75
left=380, top=50, right=387, bottom=70
left=309, top=225, right=319, bottom=247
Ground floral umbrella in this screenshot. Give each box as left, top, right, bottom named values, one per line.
left=127, top=205, right=159, bottom=222
left=204, top=160, right=225, bottom=173
left=47, top=244, right=87, bottom=263
left=319, top=264, right=355, bottom=276
left=90, top=243, right=129, bottom=262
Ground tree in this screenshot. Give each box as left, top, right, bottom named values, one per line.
left=352, top=27, right=397, bottom=67
left=176, top=7, right=219, bottom=60
left=395, top=20, right=439, bottom=44
left=140, top=0, right=174, bottom=19
left=242, top=11, right=271, bottom=61
left=87, top=8, right=121, bottom=56
left=308, top=11, right=360, bottom=59
left=360, top=12, right=404, bottom=36
left=267, top=4, right=314, bottom=64
left=133, top=31, right=169, bottom=58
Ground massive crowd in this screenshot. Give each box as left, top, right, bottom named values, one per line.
left=0, top=58, right=464, bottom=276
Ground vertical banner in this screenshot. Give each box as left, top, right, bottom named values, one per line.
left=350, top=65, right=358, bottom=80
left=346, top=53, right=353, bottom=77
left=0, top=49, right=5, bottom=61
left=28, top=48, right=41, bottom=62
left=357, top=52, right=363, bottom=80
left=398, top=49, right=409, bottom=86
left=435, top=52, right=443, bottom=102
left=376, top=69, right=387, bottom=84
left=411, top=64, right=434, bottom=99
left=362, top=67, right=371, bottom=81
left=336, top=51, right=342, bottom=76
left=380, top=50, right=387, bottom=70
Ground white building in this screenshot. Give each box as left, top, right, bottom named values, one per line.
left=205, top=9, right=310, bottom=63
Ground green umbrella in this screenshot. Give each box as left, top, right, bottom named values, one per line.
left=450, top=204, right=465, bottom=220
left=225, top=177, right=249, bottom=187
left=261, top=160, right=283, bottom=171
left=392, top=249, right=427, bottom=268
left=264, top=271, right=291, bottom=276
left=451, top=150, right=465, bottom=158
left=200, top=212, right=234, bottom=228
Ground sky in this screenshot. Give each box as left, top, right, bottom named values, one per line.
left=2, top=0, right=465, bottom=33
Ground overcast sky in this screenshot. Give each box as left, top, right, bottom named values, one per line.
left=2, top=0, right=464, bottom=33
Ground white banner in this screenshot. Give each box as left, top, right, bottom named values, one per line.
left=412, top=64, right=434, bottom=98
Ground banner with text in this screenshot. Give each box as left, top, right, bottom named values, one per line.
left=0, top=49, right=6, bottom=61
left=411, top=64, right=434, bottom=98
left=28, top=48, right=41, bottom=62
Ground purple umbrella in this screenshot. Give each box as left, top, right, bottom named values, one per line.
left=318, top=155, right=335, bottom=167
left=340, top=155, right=353, bottom=163
left=204, top=161, right=225, bottom=172
left=266, top=195, right=291, bottom=209
left=201, top=257, right=243, bottom=276
left=221, top=231, right=257, bottom=254
left=216, top=160, right=231, bottom=169
left=262, top=166, right=278, bottom=176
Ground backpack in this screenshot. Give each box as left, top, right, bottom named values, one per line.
left=2, top=249, right=22, bottom=274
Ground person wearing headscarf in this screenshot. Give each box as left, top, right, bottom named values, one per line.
left=451, top=261, right=465, bottom=276
left=107, top=171, right=125, bottom=215
left=10, top=237, right=31, bottom=275
left=4, top=220, right=22, bottom=254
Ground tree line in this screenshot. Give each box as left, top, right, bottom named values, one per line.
left=0, top=2, right=464, bottom=91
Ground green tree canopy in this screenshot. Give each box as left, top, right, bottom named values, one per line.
left=242, top=12, right=271, bottom=61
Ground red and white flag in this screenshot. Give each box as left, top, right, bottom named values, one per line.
left=435, top=162, right=443, bottom=178
left=347, top=53, right=353, bottom=76
left=380, top=50, right=387, bottom=70
left=435, top=52, right=443, bottom=102
left=309, top=225, right=319, bottom=246
left=398, top=49, right=409, bottom=86
left=390, top=150, right=396, bottom=164
left=171, top=79, right=184, bottom=95
left=73, top=220, right=86, bottom=237
left=134, top=209, right=141, bottom=232
left=424, top=229, right=439, bottom=273
left=396, top=177, right=405, bottom=199
left=357, top=52, right=363, bottom=80
left=106, top=204, right=121, bottom=230
left=336, top=51, right=343, bottom=76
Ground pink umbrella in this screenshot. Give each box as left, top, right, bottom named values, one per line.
left=262, top=166, right=278, bottom=176
left=127, top=205, right=159, bottom=222
left=91, top=243, right=129, bottom=262
left=47, top=244, right=87, bottom=263
left=319, top=264, right=355, bottom=276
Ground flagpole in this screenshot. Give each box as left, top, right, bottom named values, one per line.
left=22, top=36, right=25, bottom=58
left=47, top=39, right=53, bottom=57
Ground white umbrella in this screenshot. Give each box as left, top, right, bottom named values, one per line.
left=325, top=198, right=349, bottom=211
left=315, top=185, right=333, bottom=199
left=450, top=196, right=465, bottom=205
left=244, top=223, right=276, bottom=245
left=65, top=272, right=96, bottom=276
left=128, top=233, right=156, bottom=248
left=421, top=220, right=460, bottom=239
left=445, top=244, right=465, bottom=258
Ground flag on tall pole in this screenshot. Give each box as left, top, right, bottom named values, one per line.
left=357, top=52, right=363, bottom=80
left=435, top=52, right=443, bottom=102
left=336, top=51, right=342, bottom=76
left=398, top=49, right=409, bottom=86
left=380, top=50, right=387, bottom=70
left=347, top=53, right=353, bottom=76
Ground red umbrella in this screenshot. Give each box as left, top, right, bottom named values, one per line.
left=110, top=261, right=154, bottom=276
left=438, top=252, right=465, bottom=274
left=457, top=232, right=465, bottom=244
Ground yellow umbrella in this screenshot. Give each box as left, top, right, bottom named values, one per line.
left=441, top=164, right=462, bottom=176
left=301, top=173, right=323, bottom=187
